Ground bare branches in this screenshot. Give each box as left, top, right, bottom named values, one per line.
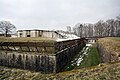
left=0, top=21, right=16, bottom=37
left=73, top=15, right=120, bottom=37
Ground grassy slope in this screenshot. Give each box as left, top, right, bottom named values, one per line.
left=0, top=61, right=120, bottom=80
left=0, top=37, right=55, bottom=42
left=64, top=44, right=101, bottom=71
left=97, top=37, right=120, bottom=53
left=79, top=44, right=101, bottom=68
left=0, top=37, right=120, bottom=80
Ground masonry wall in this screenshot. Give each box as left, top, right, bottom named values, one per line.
left=0, top=51, right=56, bottom=73
left=56, top=40, right=85, bottom=72
left=0, top=38, right=86, bottom=73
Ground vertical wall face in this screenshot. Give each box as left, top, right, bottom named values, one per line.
left=0, top=38, right=86, bottom=73
left=0, top=51, right=56, bottom=73
left=42, top=31, right=53, bottom=38
left=31, top=30, right=36, bottom=37
left=22, top=31, right=27, bottom=37
left=17, top=30, right=64, bottom=38
left=17, top=31, right=22, bottom=37
left=53, top=32, right=62, bottom=39
left=17, top=31, right=24, bottom=37
left=55, top=39, right=86, bottom=72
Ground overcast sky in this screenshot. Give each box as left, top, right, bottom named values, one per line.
left=0, top=0, right=120, bottom=30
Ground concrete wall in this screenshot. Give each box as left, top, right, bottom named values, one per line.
left=0, top=51, right=56, bottom=73
left=0, top=38, right=86, bottom=73
left=17, top=31, right=22, bottom=37
left=17, top=30, right=63, bottom=39
left=55, top=40, right=85, bottom=72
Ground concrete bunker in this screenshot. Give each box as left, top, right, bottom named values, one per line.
left=0, top=38, right=86, bottom=73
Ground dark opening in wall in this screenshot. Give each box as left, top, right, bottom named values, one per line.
left=27, top=35, right=30, bottom=37
left=119, top=55, right=120, bottom=57
left=95, top=40, right=96, bottom=42
left=20, top=33, right=22, bottom=37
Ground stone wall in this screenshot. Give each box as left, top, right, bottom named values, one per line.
left=0, top=38, right=86, bottom=73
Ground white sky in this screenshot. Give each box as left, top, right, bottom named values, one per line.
left=0, top=0, right=120, bottom=30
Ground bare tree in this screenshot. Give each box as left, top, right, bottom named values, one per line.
left=0, top=21, right=16, bottom=37
left=94, top=20, right=104, bottom=37
left=72, top=15, right=120, bottom=37
left=116, top=15, right=120, bottom=36
left=74, top=23, right=82, bottom=37
left=82, top=24, right=87, bottom=37
left=88, top=24, right=94, bottom=37
left=73, top=23, right=94, bottom=38
left=66, top=26, right=72, bottom=33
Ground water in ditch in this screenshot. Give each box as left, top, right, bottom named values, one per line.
left=63, top=43, right=92, bottom=71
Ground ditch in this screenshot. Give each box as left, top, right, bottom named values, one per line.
left=63, top=41, right=101, bottom=71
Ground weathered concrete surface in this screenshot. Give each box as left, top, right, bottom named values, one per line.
left=56, top=41, right=85, bottom=72
left=17, top=30, right=64, bottom=38
left=0, top=51, right=56, bottom=73
left=0, top=38, right=86, bottom=73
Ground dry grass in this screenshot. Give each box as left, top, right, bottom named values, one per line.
left=97, top=37, right=120, bottom=53
left=0, top=37, right=120, bottom=80
left=0, top=61, right=120, bottom=80
left=0, top=37, right=56, bottom=42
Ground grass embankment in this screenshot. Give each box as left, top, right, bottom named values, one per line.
left=97, top=37, right=120, bottom=53
left=0, top=37, right=120, bottom=79
left=0, top=61, right=120, bottom=80
left=97, top=37, right=120, bottom=62
left=64, top=43, right=101, bottom=71
left=0, top=37, right=55, bottom=42
left=79, top=44, right=101, bottom=68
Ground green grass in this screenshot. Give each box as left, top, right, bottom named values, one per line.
left=64, top=44, right=101, bottom=71
left=64, top=65, right=75, bottom=71
left=78, top=44, right=101, bottom=68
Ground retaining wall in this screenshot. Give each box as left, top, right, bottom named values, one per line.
left=0, top=38, right=86, bottom=73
